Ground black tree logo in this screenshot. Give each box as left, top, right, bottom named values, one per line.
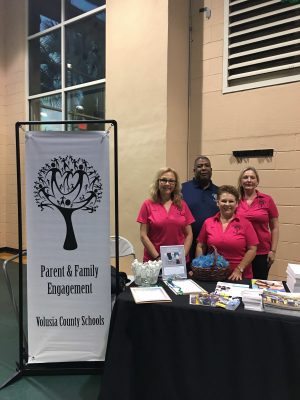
left=34, top=155, right=102, bottom=250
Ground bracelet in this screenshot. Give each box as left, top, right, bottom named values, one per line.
left=237, top=266, right=243, bottom=273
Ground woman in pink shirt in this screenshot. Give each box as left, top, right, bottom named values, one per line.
left=137, top=167, right=195, bottom=262
left=196, top=185, right=258, bottom=281
left=236, top=167, right=279, bottom=279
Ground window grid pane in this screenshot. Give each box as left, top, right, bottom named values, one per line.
left=29, top=31, right=62, bottom=96
left=65, top=0, right=106, bottom=20
left=28, top=0, right=61, bottom=35
left=66, top=84, right=105, bottom=130
left=65, top=12, right=106, bottom=87
left=28, top=3, right=105, bottom=125
left=29, top=95, right=62, bottom=131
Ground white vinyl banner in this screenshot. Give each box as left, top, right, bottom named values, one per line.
left=25, top=131, right=111, bottom=363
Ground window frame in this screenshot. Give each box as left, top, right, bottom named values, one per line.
left=26, top=0, right=106, bottom=123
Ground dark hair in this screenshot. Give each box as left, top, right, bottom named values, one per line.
left=217, top=185, right=239, bottom=202
left=194, top=156, right=211, bottom=167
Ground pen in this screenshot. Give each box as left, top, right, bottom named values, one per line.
left=167, top=278, right=183, bottom=295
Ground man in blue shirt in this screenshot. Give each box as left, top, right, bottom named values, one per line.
left=182, top=156, right=218, bottom=261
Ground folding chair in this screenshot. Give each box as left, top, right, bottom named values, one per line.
left=2, top=250, right=28, bottom=348
left=110, top=235, right=135, bottom=276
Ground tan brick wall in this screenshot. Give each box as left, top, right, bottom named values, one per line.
left=0, top=0, right=26, bottom=249
left=2, top=0, right=299, bottom=279
left=2, top=0, right=188, bottom=260
left=106, top=0, right=190, bottom=260
left=0, top=0, right=7, bottom=247
left=189, top=0, right=300, bottom=279
left=166, top=0, right=189, bottom=175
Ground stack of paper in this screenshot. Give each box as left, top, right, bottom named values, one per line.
left=262, top=290, right=300, bottom=317
left=286, top=264, right=300, bottom=292
left=241, top=289, right=263, bottom=312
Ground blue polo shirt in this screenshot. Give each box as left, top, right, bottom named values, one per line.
left=182, top=179, right=219, bottom=259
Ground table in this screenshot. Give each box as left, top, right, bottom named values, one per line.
left=99, top=281, right=300, bottom=400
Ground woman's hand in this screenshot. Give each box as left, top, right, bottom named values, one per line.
left=268, top=218, right=278, bottom=268
left=183, top=225, right=193, bottom=257
left=139, top=223, right=160, bottom=260
left=229, top=245, right=256, bottom=281
left=195, top=242, right=206, bottom=257
left=228, top=267, right=243, bottom=281
left=267, top=250, right=275, bottom=266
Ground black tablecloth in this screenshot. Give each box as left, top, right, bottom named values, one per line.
left=99, top=280, right=300, bottom=400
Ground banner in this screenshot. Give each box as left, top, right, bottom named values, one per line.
left=25, top=131, right=110, bottom=363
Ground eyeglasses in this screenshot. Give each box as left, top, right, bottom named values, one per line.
left=159, top=178, right=176, bottom=185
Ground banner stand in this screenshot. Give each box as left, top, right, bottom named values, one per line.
left=0, top=119, right=119, bottom=390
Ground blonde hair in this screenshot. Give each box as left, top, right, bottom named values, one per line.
left=237, top=167, right=260, bottom=197
left=150, top=167, right=182, bottom=209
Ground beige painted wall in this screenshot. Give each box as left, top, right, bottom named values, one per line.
left=189, top=0, right=300, bottom=279
left=3, top=0, right=297, bottom=280
left=0, top=0, right=26, bottom=249
left=106, top=0, right=189, bottom=260
left=1, top=0, right=190, bottom=260
left=0, top=0, right=6, bottom=247
left=166, top=0, right=189, bottom=174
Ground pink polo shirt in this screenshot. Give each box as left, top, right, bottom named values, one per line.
left=137, top=199, right=195, bottom=262
left=236, top=191, right=279, bottom=255
left=197, top=213, right=258, bottom=279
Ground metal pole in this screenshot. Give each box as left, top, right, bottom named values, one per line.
left=112, top=122, right=120, bottom=294
left=1, top=119, right=118, bottom=389
left=15, top=122, right=24, bottom=370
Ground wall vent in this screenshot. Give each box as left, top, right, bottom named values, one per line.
left=223, top=0, right=300, bottom=92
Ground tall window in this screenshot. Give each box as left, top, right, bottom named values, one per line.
left=223, top=0, right=300, bottom=93
left=28, top=0, right=106, bottom=130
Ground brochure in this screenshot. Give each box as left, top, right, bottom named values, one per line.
left=160, top=245, right=187, bottom=280
left=214, top=294, right=240, bottom=310
left=189, top=292, right=240, bottom=310
left=214, top=282, right=249, bottom=297
left=130, top=286, right=172, bottom=304
left=164, top=279, right=207, bottom=295
left=262, top=290, right=300, bottom=314
left=190, top=293, right=218, bottom=306
left=251, top=279, right=286, bottom=292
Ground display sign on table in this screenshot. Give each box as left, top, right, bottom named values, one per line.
left=160, top=245, right=187, bottom=280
